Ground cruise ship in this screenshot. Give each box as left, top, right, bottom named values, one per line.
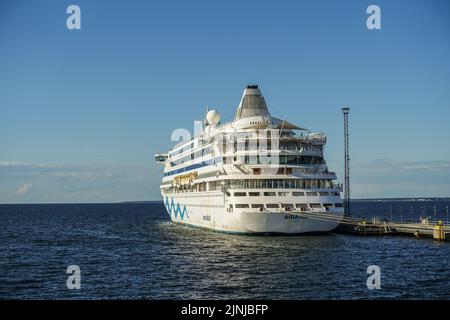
left=155, top=85, right=344, bottom=234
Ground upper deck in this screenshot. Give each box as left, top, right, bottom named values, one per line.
left=156, top=85, right=338, bottom=187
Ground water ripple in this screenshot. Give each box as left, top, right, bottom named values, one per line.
left=0, top=201, right=449, bottom=299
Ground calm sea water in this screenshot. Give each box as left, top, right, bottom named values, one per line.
left=1, top=200, right=449, bottom=299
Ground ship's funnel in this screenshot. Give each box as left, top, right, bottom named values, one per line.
left=234, top=85, right=270, bottom=120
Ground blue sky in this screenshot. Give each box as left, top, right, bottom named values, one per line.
left=1, top=0, right=449, bottom=203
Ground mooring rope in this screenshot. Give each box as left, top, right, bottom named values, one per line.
left=285, top=210, right=450, bottom=231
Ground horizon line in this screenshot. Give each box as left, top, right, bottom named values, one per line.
left=1, top=197, right=450, bottom=205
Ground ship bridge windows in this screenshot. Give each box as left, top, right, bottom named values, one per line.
left=230, top=155, right=324, bottom=165
left=231, top=155, right=326, bottom=165
left=280, top=142, right=300, bottom=151
left=280, top=141, right=323, bottom=152
left=279, top=155, right=325, bottom=165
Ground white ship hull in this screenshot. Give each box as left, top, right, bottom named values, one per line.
left=164, top=194, right=343, bottom=234
left=157, top=85, right=345, bottom=236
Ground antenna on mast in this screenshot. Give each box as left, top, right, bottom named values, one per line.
left=203, top=105, right=210, bottom=127
left=279, top=116, right=287, bottom=135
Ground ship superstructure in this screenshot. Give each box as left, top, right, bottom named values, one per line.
left=155, top=85, right=344, bottom=234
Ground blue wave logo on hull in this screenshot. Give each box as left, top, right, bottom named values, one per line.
left=164, top=196, right=189, bottom=220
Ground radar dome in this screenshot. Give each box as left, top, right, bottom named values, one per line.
left=206, top=109, right=220, bottom=125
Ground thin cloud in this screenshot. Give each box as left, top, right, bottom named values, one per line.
left=16, top=183, right=32, bottom=195
left=2, top=159, right=450, bottom=202
left=348, top=159, right=450, bottom=198
left=0, top=161, right=162, bottom=203
left=352, top=159, right=450, bottom=174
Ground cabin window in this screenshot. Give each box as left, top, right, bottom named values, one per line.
left=198, top=182, right=207, bottom=192
left=234, top=192, right=246, bottom=196
left=235, top=204, right=250, bottom=208
left=266, top=204, right=279, bottom=208
left=295, top=204, right=308, bottom=211
left=281, top=203, right=294, bottom=209
left=209, top=181, right=218, bottom=191
left=249, top=192, right=260, bottom=196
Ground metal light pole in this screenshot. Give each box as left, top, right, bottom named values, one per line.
left=341, top=107, right=351, bottom=217
left=400, top=206, right=403, bottom=224
left=446, top=206, right=449, bottom=224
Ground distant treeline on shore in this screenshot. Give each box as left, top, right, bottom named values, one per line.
left=352, top=197, right=450, bottom=202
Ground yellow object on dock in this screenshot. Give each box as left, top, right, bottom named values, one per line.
left=433, top=221, right=446, bottom=241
